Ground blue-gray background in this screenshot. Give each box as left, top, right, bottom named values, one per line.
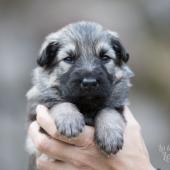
left=0, top=0, right=170, bottom=169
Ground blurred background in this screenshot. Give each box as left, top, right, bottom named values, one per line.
left=0, top=0, right=170, bottom=169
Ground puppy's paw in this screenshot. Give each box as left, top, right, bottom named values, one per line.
left=54, top=111, right=85, bottom=138
left=95, top=128, right=124, bottom=155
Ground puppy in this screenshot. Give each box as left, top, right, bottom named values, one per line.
left=26, top=21, right=133, bottom=168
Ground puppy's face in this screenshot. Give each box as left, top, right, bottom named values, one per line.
left=36, top=22, right=130, bottom=107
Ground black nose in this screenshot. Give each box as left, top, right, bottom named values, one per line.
left=81, top=78, right=98, bottom=88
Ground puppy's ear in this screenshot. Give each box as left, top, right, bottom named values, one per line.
left=111, top=38, right=129, bottom=65
left=37, top=42, right=60, bottom=67
left=108, top=31, right=129, bottom=65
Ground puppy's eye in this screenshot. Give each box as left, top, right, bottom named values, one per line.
left=63, top=57, right=75, bottom=64
left=100, top=55, right=112, bottom=63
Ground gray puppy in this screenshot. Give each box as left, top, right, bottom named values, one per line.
left=26, top=21, right=133, bottom=167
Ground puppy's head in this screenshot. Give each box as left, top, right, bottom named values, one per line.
left=36, top=21, right=132, bottom=108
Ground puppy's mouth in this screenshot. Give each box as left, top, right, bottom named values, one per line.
left=80, top=88, right=101, bottom=96
left=66, top=85, right=110, bottom=108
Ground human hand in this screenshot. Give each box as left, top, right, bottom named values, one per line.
left=28, top=105, right=155, bottom=170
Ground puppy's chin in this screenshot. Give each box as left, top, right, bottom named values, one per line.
left=71, top=92, right=107, bottom=102
left=63, top=86, right=110, bottom=101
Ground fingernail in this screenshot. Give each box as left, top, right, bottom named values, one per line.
left=36, top=105, right=47, bottom=113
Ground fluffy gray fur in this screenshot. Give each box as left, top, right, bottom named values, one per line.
left=26, top=21, right=134, bottom=170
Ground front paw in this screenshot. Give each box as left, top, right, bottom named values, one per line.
left=54, top=112, right=85, bottom=138
left=95, top=128, right=124, bottom=155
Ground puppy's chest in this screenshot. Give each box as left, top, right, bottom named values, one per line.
left=75, top=101, right=104, bottom=126
left=84, top=112, right=96, bottom=126
left=70, top=96, right=107, bottom=126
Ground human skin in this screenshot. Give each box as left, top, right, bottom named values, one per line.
left=28, top=105, right=155, bottom=170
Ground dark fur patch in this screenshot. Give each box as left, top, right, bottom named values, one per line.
left=37, top=42, right=61, bottom=68
left=111, top=38, right=129, bottom=65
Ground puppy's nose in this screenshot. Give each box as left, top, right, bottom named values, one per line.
left=81, top=78, right=98, bottom=88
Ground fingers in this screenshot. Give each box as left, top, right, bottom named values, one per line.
left=36, top=104, right=140, bottom=148
left=36, top=157, right=78, bottom=170
left=36, top=155, right=93, bottom=170
left=124, top=106, right=141, bottom=129
left=28, top=121, right=79, bottom=162
left=122, top=107, right=149, bottom=156
left=36, top=105, right=94, bottom=147
left=36, top=105, right=57, bottom=137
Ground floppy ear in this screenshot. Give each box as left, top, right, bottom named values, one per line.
left=111, top=38, right=129, bottom=65
left=37, top=42, right=60, bottom=67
